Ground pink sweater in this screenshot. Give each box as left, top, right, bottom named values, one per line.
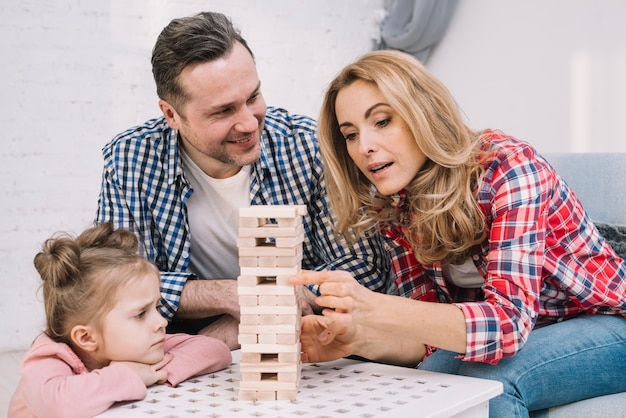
left=8, top=333, right=232, bottom=418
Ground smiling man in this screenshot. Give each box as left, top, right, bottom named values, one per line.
left=95, top=11, right=388, bottom=349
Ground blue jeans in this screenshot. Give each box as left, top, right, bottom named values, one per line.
left=418, top=314, right=626, bottom=418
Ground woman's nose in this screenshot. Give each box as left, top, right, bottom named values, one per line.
left=359, top=131, right=377, bottom=155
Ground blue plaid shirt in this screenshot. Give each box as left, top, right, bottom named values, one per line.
left=96, top=106, right=388, bottom=320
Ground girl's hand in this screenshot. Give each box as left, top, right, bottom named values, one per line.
left=112, top=353, right=173, bottom=386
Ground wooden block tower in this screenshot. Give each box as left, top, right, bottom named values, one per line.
left=237, top=205, right=306, bottom=401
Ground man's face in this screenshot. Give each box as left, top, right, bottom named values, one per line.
left=160, top=42, right=267, bottom=179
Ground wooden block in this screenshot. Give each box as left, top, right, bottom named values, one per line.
left=277, top=217, right=301, bottom=228
left=240, top=372, right=262, bottom=381
left=239, top=380, right=299, bottom=391
left=238, top=295, right=258, bottom=306
left=258, top=333, right=277, bottom=344
left=238, top=223, right=304, bottom=238
left=240, top=266, right=299, bottom=277
left=275, top=314, right=298, bottom=325
left=277, top=372, right=299, bottom=382
left=240, top=205, right=306, bottom=219
left=238, top=256, right=259, bottom=267
left=239, top=217, right=267, bottom=228
left=239, top=314, right=259, bottom=325
left=257, top=256, right=278, bottom=267
left=239, top=244, right=300, bottom=257
left=275, top=275, right=296, bottom=286
left=276, top=390, right=298, bottom=401
left=237, top=275, right=264, bottom=286
left=257, top=295, right=277, bottom=306
left=276, top=254, right=302, bottom=267
left=239, top=324, right=297, bottom=335
left=275, top=234, right=304, bottom=248
left=240, top=343, right=300, bottom=354
left=276, top=294, right=297, bottom=305
left=276, top=333, right=298, bottom=344
left=239, top=362, right=300, bottom=373
left=240, top=305, right=298, bottom=315
left=237, top=237, right=266, bottom=247
left=238, top=283, right=296, bottom=296
left=241, top=352, right=261, bottom=362
left=238, top=333, right=257, bottom=344
left=278, top=352, right=300, bottom=363
left=258, top=314, right=277, bottom=325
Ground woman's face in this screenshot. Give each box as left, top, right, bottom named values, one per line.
left=335, top=80, right=428, bottom=195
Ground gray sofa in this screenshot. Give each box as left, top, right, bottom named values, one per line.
left=535, top=153, right=626, bottom=418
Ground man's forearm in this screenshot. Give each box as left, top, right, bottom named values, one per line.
left=175, top=278, right=240, bottom=319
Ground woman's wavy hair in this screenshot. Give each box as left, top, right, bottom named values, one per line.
left=318, top=50, right=487, bottom=264
left=33, top=223, right=158, bottom=347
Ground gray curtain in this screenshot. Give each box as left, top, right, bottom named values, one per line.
left=380, top=0, right=458, bottom=63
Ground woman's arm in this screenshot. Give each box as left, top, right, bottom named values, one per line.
left=290, top=270, right=467, bottom=367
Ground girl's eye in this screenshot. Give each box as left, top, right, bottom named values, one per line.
left=136, top=311, right=146, bottom=320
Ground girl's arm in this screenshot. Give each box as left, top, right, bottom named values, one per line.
left=16, top=349, right=146, bottom=418
left=162, top=333, right=232, bottom=386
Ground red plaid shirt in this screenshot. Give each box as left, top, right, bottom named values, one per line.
left=381, top=132, right=626, bottom=364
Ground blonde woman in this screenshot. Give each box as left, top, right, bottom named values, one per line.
left=9, top=223, right=231, bottom=418
left=290, top=50, right=626, bottom=417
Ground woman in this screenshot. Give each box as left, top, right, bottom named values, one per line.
left=289, top=50, right=626, bottom=417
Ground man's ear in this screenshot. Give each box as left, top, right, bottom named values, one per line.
left=159, top=99, right=181, bottom=130
left=70, top=325, right=99, bottom=352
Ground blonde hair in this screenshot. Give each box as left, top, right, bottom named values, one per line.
left=33, top=223, right=158, bottom=347
left=318, top=50, right=486, bottom=264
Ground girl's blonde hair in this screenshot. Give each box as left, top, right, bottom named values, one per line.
left=318, top=50, right=486, bottom=264
left=33, top=223, right=158, bottom=347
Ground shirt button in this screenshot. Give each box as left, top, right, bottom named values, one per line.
left=472, top=255, right=479, bottom=261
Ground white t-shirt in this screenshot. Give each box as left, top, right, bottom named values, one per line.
left=442, top=257, right=484, bottom=288
left=180, top=148, right=251, bottom=279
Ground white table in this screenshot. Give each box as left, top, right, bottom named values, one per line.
left=98, top=350, right=502, bottom=417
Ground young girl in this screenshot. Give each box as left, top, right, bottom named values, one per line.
left=289, top=50, right=626, bottom=417
left=9, top=223, right=232, bottom=418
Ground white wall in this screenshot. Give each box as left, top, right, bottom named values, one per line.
left=2, top=0, right=626, bottom=353
left=0, top=0, right=384, bottom=352
left=427, top=0, right=626, bottom=154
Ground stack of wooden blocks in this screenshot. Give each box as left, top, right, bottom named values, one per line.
left=237, top=205, right=306, bottom=401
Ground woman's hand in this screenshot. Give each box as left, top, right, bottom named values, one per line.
left=299, top=314, right=357, bottom=363
left=291, top=270, right=378, bottom=324
left=290, top=270, right=378, bottom=363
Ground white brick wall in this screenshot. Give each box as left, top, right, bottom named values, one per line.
left=0, top=0, right=384, bottom=351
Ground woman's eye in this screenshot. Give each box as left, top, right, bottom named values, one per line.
left=376, top=118, right=391, bottom=128
left=343, top=132, right=357, bottom=141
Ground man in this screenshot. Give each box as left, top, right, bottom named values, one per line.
left=95, top=11, right=388, bottom=349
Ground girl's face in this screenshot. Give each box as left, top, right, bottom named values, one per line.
left=335, top=80, right=428, bottom=195
left=93, top=271, right=168, bottom=367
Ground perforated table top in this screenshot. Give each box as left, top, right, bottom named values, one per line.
left=97, top=350, right=502, bottom=418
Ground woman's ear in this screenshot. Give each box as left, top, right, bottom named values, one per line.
left=70, top=325, right=99, bottom=352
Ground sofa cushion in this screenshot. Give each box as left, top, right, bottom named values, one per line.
left=595, top=222, right=626, bottom=259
